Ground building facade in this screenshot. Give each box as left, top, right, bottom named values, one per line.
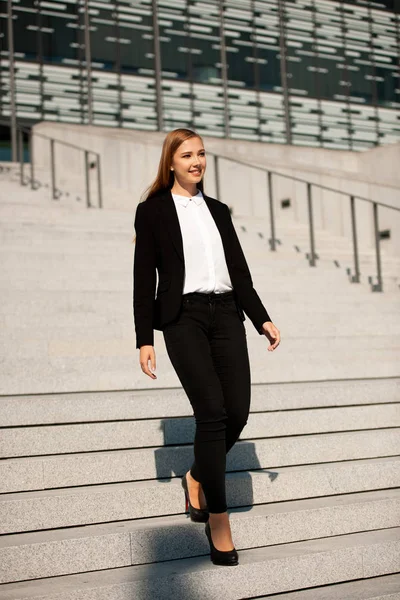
left=0, top=0, right=399, bottom=150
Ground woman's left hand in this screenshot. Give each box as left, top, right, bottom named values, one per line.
left=260, top=321, right=280, bottom=351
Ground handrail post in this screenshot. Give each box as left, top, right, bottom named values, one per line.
left=267, top=171, right=276, bottom=251
left=307, top=182, right=316, bottom=267
left=29, top=129, right=35, bottom=190
left=372, top=202, right=383, bottom=292
left=214, top=154, right=221, bottom=200
left=85, top=150, right=91, bottom=208
left=350, top=195, right=360, bottom=283
left=18, top=128, right=25, bottom=186
left=97, top=153, right=102, bottom=209
left=50, top=138, right=56, bottom=200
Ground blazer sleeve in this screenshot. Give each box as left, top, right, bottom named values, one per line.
left=133, top=201, right=157, bottom=349
left=224, top=204, right=272, bottom=334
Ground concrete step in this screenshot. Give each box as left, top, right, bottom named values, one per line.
left=0, top=202, right=396, bottom=267
left=0, top=220, right=394, bottom=248
left=1, top=253, right=399, bottom=280
left=0, top=527, right=398, bottom=600
left=0, top=185, right=87, bottom=208
left=253, top=241, right=396, bottom=263
left=0, top=168, right=112, bottom=210
left=0, top=204, right=134, bottom=231
left=1, top=288, right=398, bottom=316
left=2, top=379, right=398, bottom=427
left=3, top=269, right=373, bottom=288
left=1, top=231, right=396, bottom=267
left=0, top=423, right=400, bottom=493
left=0, top=224, right=130, bottom=242
left=1, top=342, right=399, bottom=395
left=1, top=252, right=390, bottom=288
left=250, top=243, right=399, bottom=270
left=2, top=427, right=399, bottom=492
left=0, top=264, right=369, bottom=286
left=275, top=232, right=390, bottom=249
left=1, top=224, right=397, bottom=284
left=1, top=310, right=399, bottom=338
left=6, top=274, right=392, bottom=294
left=0, top=174, right=94, bottom=196
left=0, top=216, right=389, bottom=241
left=0, top=246, right=395, bottom=291
left=0, top=271, right=386, bottom=293
left=0, top=489, right=398, bottom=583
left=0, top=187, right=396, bottom=252
left=276, top=229, right=394, bottom=246
left=10, top=287, right=396, bottom=304
left=247, top=227, right=394, bottom=248
left=0, top=255, right=397, bottom=287
left=1, top=328, right=398, bottom=357
left=0, top=249, right=358, bottom=269
left=1, top=246, right=385, bottom=265
left=257, top=574, right=400, bottom=599
left=1, top=305, right=399, bottom=333
left=1, top=403, right=399, bottom=462
left=1, top=455, right=399, bottom=533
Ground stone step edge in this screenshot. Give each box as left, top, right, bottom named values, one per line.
left=1, top=424, right=400, bottom=477
left=0, top=528, right=399, bottom=600
left=1, top=487, right=398, bottom=548
left=1, top=379, right=399, bottom=428
left=0, top=376, right=398, bottom=409
left=256, top=573, right=400, bottom=600
left=1, top=455, right=399, bottom=502
left=1, top=489, right=399, bottom=585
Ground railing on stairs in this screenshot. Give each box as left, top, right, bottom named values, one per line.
left=211, top=152, right=400, bottom=293
left=1, top=120, right=398, bottom=292
left=0, top=120, right=102, bottom=209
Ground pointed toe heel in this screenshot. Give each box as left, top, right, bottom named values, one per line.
left=181, top=474, right=209, bottom=523
left=205, top=521, right=239, bottom=566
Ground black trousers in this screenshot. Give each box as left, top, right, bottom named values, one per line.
left=163, top=290, right=251, bottom=513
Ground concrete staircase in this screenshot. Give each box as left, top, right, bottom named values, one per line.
left=0, top=169, right=399, bottom=599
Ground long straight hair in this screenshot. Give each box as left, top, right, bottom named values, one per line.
left=133, top=128, right=205, bottom=243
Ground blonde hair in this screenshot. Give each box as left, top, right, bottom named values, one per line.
left=133, top=128, right=205, bottom=243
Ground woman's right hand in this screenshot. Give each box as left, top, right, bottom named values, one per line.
left=139, top=345, right=157, bottom=379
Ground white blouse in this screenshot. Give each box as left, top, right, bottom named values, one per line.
left=171, top=189, right=233, bottom=295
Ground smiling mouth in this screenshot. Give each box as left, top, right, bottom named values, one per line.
left=189, top=170, right=201, bottom=174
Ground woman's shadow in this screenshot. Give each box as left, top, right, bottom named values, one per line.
left=147, top=417, right=278, bottom=547
left=156, top=416, right=278, bottom=506
left=134, top=417, right=280, bottom=598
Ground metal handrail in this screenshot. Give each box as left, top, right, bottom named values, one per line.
left=1, top=119, right=397, bottom=292
left=0, top=119, right=102, bottom=209
left=209, top=151, right=400, bottom=212
left=211, top=152, right=400, bottom=293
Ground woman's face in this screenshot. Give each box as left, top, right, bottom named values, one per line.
left=171, top=137, right=206, bottom=186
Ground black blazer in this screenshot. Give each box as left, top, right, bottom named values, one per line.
left=133, top=188, right=272, bottom=349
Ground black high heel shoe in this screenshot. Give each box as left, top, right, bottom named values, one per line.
left=205, top=521, right=239, bottom=566
left=181, top=473, right=209, bottom=523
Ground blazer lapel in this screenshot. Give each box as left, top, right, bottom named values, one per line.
left=158, top=189, right=232, bottom=265
left=158, top=189, right=185, bottom=262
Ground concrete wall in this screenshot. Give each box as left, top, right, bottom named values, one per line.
left=32, top=122, right=400, bottom=257
left=356, top=142, right=400, bottom=187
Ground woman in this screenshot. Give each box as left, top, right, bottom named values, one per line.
left=133, top=128, right=280, bottom=567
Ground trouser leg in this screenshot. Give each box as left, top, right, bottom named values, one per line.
left=190, top=297, right=251, bottom=486
left=163, top=306, right=229, bottom=513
